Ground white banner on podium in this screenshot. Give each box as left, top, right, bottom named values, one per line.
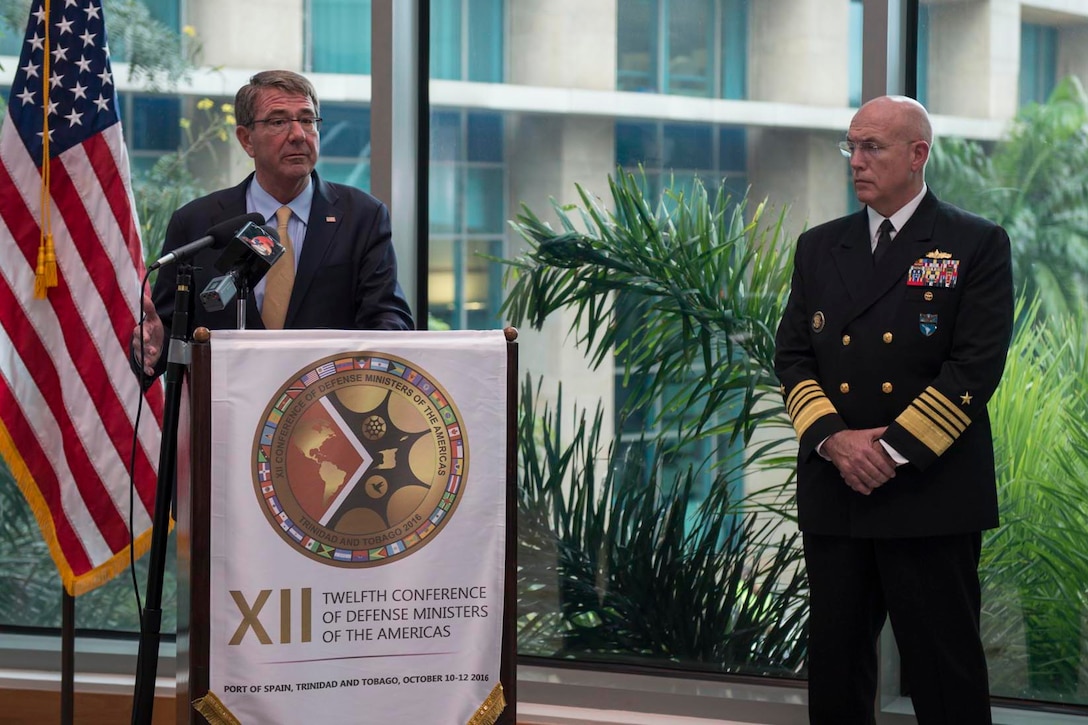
left=206, top=329, right=508, bottom=723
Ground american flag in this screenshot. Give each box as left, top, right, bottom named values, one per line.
left=0, top=0, right=163, bottom=594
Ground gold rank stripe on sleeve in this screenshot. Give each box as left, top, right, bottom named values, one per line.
left=895, top=386, right=972, bottom=456
left=785, top=379, right=838, bottom=439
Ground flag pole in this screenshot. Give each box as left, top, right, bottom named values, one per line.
left=61, top=589, right=74, bottom=725
left=132, top=264, right=194, bottom=724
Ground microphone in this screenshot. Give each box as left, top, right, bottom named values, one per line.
left=200, top=223, right=285, bottom=312
left=149, top=212, right=266, bottom=271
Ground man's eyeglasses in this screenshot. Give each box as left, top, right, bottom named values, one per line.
left=250, top=117, right=323, bottom=135
left=837, top=140, right=917, bottom=159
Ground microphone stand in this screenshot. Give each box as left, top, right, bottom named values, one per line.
left=132, top=264, right=193, bottom=725
left=235, top=273, right=250, bottom=330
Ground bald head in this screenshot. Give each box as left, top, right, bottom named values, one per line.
left=856, top=95, right=933, bottom=146
left=846, top=96, right=933, bottom=217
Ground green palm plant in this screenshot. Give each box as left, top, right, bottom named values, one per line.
left=983, top=300, right=1088, bottom=701
left=927, top=75, right=1088, bottom=321
left=504, top=170, right=806, bottom=675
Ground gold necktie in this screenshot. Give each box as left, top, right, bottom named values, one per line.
left=262, top=206, right=295, bottom=329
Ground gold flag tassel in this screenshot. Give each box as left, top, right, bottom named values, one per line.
left=34, top=234, right=57, bottom=299
left=466, top=683, right=506, bottom=725
left=192, top=692, right=243, bottom=725
left=34, top=0, right=57, bottom=299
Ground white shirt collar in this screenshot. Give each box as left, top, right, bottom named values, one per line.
left=867, top=183, right=927, bottom=246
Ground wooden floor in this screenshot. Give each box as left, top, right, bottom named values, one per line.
left=0, top=690, right=540, bottom=724
left=0, top=689, right=176, bottom=725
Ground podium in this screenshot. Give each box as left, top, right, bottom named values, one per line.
left=174, top=328, right=517, bottom=724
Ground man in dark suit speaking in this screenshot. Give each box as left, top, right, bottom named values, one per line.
left=774, top=96, right=1013, bottom=723
left=132, top=70, right=413, bottom=377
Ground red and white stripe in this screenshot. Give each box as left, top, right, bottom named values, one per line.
left=0, top=112, right=163, bottom=594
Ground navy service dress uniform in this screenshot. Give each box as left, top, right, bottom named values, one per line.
left=773, top=189, right=1014, bottom=722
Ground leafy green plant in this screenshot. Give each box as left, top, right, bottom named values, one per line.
left=135, top=97, right=237, bottom=263
left=928, top=75, right=1088, bottom=322
left=983, top=300, right=1088, bottom=702
left=504, top=170, right=806, bottom=675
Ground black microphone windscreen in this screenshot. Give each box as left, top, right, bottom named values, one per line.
left=213, top=221, right=284, bottom=289
left=206, top=211, right=267, bottom=247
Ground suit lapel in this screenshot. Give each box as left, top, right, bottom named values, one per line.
left=287, top=175, right=342, bottom=326
left=829, top=211, right=873, bottom=304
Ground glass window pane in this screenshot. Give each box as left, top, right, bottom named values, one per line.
left=431, top=111, right=463, bottom=161
left=616, top=121, right=658, bottom=167
left=319, top=104, right=371, bottom=159
left=666, top=0, right=713, bottom=96
left=427, top=238, right=457, bottom=328
left=848, top=0, right=863, bottom=107
left=466, top=167, right=503, bottom=234
left=463, top=238, right=504, bottom=329
left=467, top=112, right=503, bottom=162
left=721, top=0, right=747, bottom=99
left=467, top=0, right=503, bottom=82
left=429, top=164, right=460, bottom=234
left=663, top=123, right=711, bottom=169
left=130, top=96, right=181, bottom=151
left=617, top=0, right=658, bottom=92
left=431, top=0, right=462, bottom=80
left=310, top=0, right=371, bottom=74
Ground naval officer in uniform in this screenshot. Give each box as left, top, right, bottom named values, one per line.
left=773, top=95, right=1014, bottom=723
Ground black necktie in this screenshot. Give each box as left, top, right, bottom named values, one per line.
left=873, top=218, right=894, bottom=266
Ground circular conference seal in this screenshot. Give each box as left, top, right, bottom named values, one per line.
left=252, top=353, right=467, bottom=567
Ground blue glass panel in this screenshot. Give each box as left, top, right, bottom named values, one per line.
left=665, top=0, right=714, bottom=97
left=616, top=121, right=659, bottom=167
left=467, top=0, right=503, bottom=82
left=131, top=96, right=181, bottom=151
left=663, top=123, right=711, bottom=169
left=431, top=0, right=462, bottom=80
left=717, top=126, right=746, bottom=170
left=429, top=164, right=461, bottom=234
left=466, top=167, right=504, bottom=234
left=319, top=104, right=371, bottom=159
left=721, top=0, right=747, bottom=99
left=848, top=0, right=863, bottom=107
left=431, top=111, right=463, bottom=161
left=464, top=238, right=504, bottom=329
left=467, top=112, right=503, bottom=162
left=617, top=0, right=658, bottom=92
left=311, top=0, right=371, bottom=74
left=316, top=160, right=371, bottom=189
left=143, top=0, right=180, bottom=31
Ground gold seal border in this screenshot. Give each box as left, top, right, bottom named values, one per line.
left=251, top=352, right=469, bottom=569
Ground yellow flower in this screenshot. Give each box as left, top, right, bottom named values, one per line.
left=196, top=98, right=214, bottom=111
left=179, top=118, right=191, bottom=129
left=217, top=130, right=228, bottom=142
left=225, top=115, right=236, bottom=126
left=182, top=25, right=197, bottom=38
left=221, top=103, right=234, bottom=114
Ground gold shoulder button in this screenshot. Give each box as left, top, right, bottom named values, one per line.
left=842, top=334, right=851, bottom=346
left=882, top=332, right=893, bottom=344
left=839, top=382, right=850, bottom=394
left=881, top=382, right=893, bottom=394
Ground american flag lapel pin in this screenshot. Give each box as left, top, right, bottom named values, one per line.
left=326, top=216, right=336, bottom=223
